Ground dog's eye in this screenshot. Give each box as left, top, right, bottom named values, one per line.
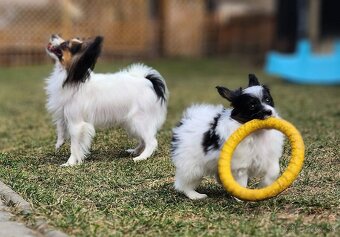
left=264, top=97, right=271, bottom=103
left=59, top=41, right=69, bottom=50
left=249, top=103, right=256, bottom=110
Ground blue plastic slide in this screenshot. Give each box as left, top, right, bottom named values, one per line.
left=265, top=39, right=340, bottom=85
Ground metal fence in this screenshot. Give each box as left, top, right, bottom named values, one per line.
left=0, top=0, right=161, bottom=65
left=0, top=0, right=275, bottom=65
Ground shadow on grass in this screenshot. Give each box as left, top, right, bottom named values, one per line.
left=43, top=143, right=134, bottom=166
left=154, top=182, right=234, bottom=203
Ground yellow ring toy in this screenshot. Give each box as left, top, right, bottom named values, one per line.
left=218, top=117, right=305, bottom=201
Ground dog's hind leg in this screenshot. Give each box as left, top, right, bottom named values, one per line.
left=127, top=115, right=159, bottom=162
left=61, top=122, right=95, bottom=166
left=174, top=168, right=207, bottom=200
left=131, top=123, right=157, bottom=162
left=126, top=140, right=145, bottom=156
left=132, top=135, right=157, bottom=162
left=55, top=118, right=68, bottom=150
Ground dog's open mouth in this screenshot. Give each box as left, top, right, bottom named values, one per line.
left=47, top=43, right=62, bottom=58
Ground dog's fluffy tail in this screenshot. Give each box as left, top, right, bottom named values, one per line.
left=126, top=63, right=168, bottom=104
left=145, top=73, right=167, bottom=104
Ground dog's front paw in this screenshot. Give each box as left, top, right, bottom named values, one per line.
left=184, top=191, right=208, bottom=200
left=133, top=156, right=148, bottom=162
left=60, top=162, right=75, bottom=167
left=60, top=155, right=81, bottom=167
left=189, top=193, right=208, bottom=200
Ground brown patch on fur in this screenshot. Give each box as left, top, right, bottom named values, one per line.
left=60, top=49, right=73, bottom=69
left=59, top=39, right=84, bottom=70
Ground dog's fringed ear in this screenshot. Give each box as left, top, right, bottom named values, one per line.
left=248, top=74, right=260, bottom=87
left=216, top=86, right=240, bottom=102
left=64, top=36, right=103, bottom=86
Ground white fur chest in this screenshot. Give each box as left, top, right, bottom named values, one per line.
left=231, top=129, right=284, bottom=177
left=45, top=65, right=73, bottom=121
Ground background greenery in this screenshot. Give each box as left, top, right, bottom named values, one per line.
left=0, top=58, right=339, bottom=236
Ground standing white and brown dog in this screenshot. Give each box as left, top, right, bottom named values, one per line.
left=45, top=34, right=168, bottom=166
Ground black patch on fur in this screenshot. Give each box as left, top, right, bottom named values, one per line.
left=216, top=86, right=242, bottom=102
left=63, top=36, right=103, bottom=87
left=145, top=73, right=166, bottom=104
left=70, top=43, right=82, bottom=55
left=230, top=93, right=273, bottom=123
left=217, top=75, right=275, bottom=124
left=202, top=111, right=224, bottom=154
left=170, top=134, right=178, bottom=155
left=170, top=120, right=183, bottom=155
left=262, top=85, right=274, bottom=107
left=248, top=74, right=260, bottom=86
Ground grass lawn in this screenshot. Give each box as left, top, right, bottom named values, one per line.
left=0, top=58, right=339, bottom=236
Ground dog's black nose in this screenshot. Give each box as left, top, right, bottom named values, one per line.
left=51, top=34, right=58, bottom=39
left=264, top=110, right=272, bottom=116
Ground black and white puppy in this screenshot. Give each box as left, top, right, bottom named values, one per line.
left=171, top=74, right=284, bottom=199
